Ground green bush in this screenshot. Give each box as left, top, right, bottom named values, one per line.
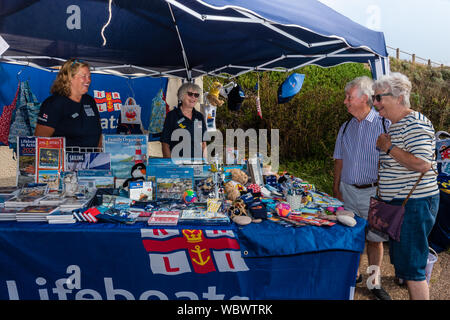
left=204, top=60, right=449, bottom=192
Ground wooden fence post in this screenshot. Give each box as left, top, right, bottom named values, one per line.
left=412, top=54, right=415, bottom=65
left=396, top=48, right=400, bottom=59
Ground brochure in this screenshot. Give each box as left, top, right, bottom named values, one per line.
left=66, top=152, right=111, bottom=171
left=103, top=135, right=148, bottom=179
left=17, top=136, right=36, bottom=187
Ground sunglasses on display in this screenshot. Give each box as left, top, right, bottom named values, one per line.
left=372, top=93, right=393, bottom=102
left=187, top=91, right=200, bottom=98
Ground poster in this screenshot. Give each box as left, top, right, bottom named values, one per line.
left=66, top=152, right=111, bottom=171
left=103, top=135, right=148, bottom=179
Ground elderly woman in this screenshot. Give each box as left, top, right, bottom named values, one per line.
left=161, top=82, right=207, bottom=159
left=35, top=59, right=102, bottom=148
left=374, top=72, right=439, bottom=300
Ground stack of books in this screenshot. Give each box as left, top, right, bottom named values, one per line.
left=46, top=211, right=76, bottom=224
left=0, top=207, right=21, bottom=221
left=16, top=205, right=59, bottom=222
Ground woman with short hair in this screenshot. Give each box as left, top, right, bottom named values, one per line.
left=374, top=72, right=439, bottom=300
left=161, top=82, right=207, bottom=159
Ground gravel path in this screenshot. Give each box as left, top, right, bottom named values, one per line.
left=354, top=243, right=449, bottom=300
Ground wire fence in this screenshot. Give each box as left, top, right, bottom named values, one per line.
left=387, top=45, right=448, bottom=68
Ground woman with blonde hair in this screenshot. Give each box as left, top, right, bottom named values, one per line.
left=35, top=58, right=102, bottom=147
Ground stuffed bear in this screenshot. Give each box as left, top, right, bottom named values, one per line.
left=224, top=169, right=248, bottom=201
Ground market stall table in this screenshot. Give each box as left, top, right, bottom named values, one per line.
left=0, top=217, right=366, bottom=300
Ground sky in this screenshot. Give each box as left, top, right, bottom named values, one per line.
left=318, top=0, right=450, bottom=66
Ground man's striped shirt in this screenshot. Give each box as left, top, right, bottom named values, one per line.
left=379, top=111, right=439, bottom=201
left=333, top=108, right=389, bottom=185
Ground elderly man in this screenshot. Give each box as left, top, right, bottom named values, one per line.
left=333, top=76, right=392, bottom=300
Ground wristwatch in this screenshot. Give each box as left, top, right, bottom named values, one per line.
left=386, top=144, right=394, bottom=155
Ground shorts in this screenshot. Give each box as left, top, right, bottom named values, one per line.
left=388, top=194, right=440, bottom=281
left=340, top=182, right=389, bottom=242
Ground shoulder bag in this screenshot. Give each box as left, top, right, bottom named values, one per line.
left=368, top=162, right=425, bottom=241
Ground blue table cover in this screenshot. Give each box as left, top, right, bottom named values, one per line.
left=0, top=219, right=365, bottom=300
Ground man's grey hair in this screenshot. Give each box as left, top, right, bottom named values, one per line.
left=373, top=72, right=412, bottom=107
left=177, top=82, right=202, bottom=101
left=345, top=76, right=374, bottom=106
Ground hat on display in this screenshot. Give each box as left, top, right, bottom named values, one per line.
left=219, top=82, right=235, bottom=99
left=277, top=73, right=305, bottom=104
left=227, top=84, right=246, bottom=111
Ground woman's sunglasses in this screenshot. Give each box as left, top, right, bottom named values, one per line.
left=372, top=92, right=393, bottom=102
left=187, top=91, right=200, bottom=98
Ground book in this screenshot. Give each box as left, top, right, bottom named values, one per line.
left=35, top=137, right=65, bottom=189
left=147, top=210, right=180, bottom=226
left=16, top=136, right=36, bottom=187
left=66, top=152, right=111, bottom=171
left=103, top=135, right=148, bottom=179
left=178, top=209, right=230, bottom=225
left=39, top=194, right=67, bottom=206
left=46, top=210, right=76, bottom=224
left=59, top=197, right=91, bottom=210
left=129, top=181, right=153, bottom=201
left=77, top=170, right=114, bottom=190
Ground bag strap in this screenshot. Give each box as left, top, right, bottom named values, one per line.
left=376, top=159, right=425, bottom=207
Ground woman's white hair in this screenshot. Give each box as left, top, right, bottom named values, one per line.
left=344, top=76, right=374, bottom=106
left=373, top=72, right=412, bottom=107
left=177, top=82, right=202, bottom=101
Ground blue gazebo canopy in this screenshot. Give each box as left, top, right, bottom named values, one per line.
left=0, top=0, right=389, bottom=79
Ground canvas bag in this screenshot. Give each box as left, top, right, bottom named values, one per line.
left=8, top=81, right=41, bottom=152
left=368, top=168, right=424, bottom=241
left=0, top=82, right=20, bottom=145
left=121, top=97, right=142, bottom=125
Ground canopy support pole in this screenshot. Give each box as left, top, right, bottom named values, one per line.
left=167, top=2, right=192, bottom=81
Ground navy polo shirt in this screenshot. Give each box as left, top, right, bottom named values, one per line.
left=161, top=106, right=207, bottom=158
left=37, top=94, right=102, bottom=147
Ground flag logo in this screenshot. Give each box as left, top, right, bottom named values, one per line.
left=141, top=228, right=249, bottom=275
left=93, top=90, right=122, bottom=112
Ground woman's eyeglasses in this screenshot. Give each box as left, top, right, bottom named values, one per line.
left=372, top=92, right=393, bottom=102
left=187, top=91, right=200, bottom=98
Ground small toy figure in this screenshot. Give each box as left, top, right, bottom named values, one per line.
left=224, top=169, right=248, bottom=201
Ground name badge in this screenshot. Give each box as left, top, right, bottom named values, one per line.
left=84, top=105, right=95, bottom=117
left=71, top=113, right=79, bottom=118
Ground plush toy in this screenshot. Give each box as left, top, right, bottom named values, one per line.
left=122, top=163, right=146, bottom=190
left=206, top=81, right=225, bottom=107
left=224, top=169, right=248, bottom=201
